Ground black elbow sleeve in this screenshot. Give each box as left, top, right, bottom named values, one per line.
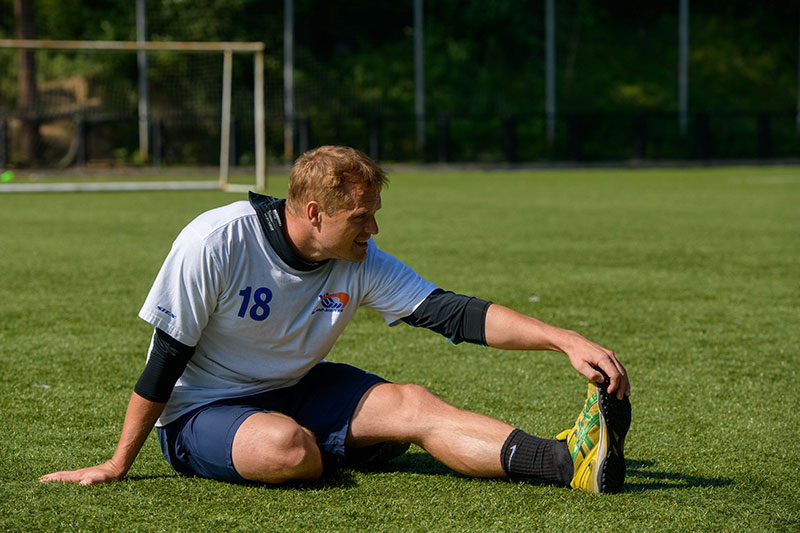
left=134, top=328, right=195, bottom=403
left=402, top=289, right=491, bottom=345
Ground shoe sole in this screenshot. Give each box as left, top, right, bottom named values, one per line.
left=595, top=381, right=631, bottom=493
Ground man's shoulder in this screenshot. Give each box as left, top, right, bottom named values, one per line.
left=181, top=200, right=256, bottom=242
left=365, top=239, right=401, bottom=261
left=361, top=240, right=410, bottom=273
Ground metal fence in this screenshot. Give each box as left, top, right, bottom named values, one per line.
left=2, top=109, right=797, bottom=169
left=279, top=110, right=798, bottom=164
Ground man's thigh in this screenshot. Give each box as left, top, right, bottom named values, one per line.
left=157, top=401, right=263, bottom=483
left=288, top=361, right=387, bottom=455
left=157, top=362, right=386, bottom=482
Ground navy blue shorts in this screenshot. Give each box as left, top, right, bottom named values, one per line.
left=156, top=361, right=386, bottom=483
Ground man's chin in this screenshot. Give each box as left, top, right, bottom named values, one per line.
left=351, top=241, right=369, bottom=261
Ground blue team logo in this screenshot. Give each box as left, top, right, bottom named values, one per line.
left=311, top=292, right=350, bottom=315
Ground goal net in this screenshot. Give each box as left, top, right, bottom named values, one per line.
left=0, top=39, right=265, bottom=193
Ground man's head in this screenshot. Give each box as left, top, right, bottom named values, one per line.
left=287, top=145, right=388, bottom=216
left=285, top=146, right=388, bottom=263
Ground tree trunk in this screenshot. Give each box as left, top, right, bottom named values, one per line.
left=14, top=0, right=38, bottom=166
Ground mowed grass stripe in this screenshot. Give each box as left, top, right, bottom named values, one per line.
left=1, top=166, right=798, bottom=531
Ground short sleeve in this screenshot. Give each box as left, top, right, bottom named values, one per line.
left=138, top=226, right=225, bottom=346
left=360, top=243, right=437, bottom=326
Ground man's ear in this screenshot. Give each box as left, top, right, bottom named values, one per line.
left=306, top=201, right=323, bottom=227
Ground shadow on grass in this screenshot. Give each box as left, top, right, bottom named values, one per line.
left=350, top=450, right=457, bottom=478
left=624, top=459, right=732, bottom=491
left=130, top=469, right=362, bottom=490
left=345, top=454, right=733, bottom=493
left=125, top=474, right=184, bottom=482
left=123, top=452, right=475, bottom=489
left=125, top=455, right=730, bottom=493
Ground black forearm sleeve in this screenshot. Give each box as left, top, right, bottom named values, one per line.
left=401, top=288, right=492, bottom=345
left=133, top=328, right=195, bottom=403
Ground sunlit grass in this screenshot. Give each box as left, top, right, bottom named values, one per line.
left=1, top=166, right=798, bottom=531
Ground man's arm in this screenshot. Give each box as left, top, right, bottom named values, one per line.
left=40, top=329, right=194, bottom=485
left=484, top=303, right=630, bottom=398
left=404, top=291, right=630, bottom=398
left=39, top=392, right=164, bottom=485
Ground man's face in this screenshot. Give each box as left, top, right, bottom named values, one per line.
left=316, top=182, right=381, bottom=262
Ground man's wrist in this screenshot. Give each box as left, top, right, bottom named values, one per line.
left=550, top=328, right=581, bottom=355
left=105, top=457, right=130, bottom=480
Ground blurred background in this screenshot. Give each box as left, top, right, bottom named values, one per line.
left=0, top=0, right=798, bottom=169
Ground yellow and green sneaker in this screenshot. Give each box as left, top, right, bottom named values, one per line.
left=556, top=378, right=631, bottom=493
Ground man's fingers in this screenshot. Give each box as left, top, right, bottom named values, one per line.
left=579, top=362, right=604, bottom=384
left=611, top=359, right=630, bottom=399
left=40, top=471, right=81, bottom=483
left=40, top=467, right=111, bottom=485
left=39, top=472, right=69, bottom=483
left=597, top=353, right=630, bottom=399
left=565, top=335, right=631, bottom=398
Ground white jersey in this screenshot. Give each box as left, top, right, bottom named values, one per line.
left=139, top=200, right=436, bottom=426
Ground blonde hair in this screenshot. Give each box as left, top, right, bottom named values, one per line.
left=287, top=146, right=388, bottom=215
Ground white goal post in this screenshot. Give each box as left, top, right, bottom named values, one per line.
left=0, top=38, right=266, bottom=193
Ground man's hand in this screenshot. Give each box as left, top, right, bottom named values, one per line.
left=39, top=460, right=125, bottom=486
left=561, top=331, right=630, bottom=399
left=39, top=392, right=166, bottom=486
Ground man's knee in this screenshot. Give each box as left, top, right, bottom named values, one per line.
left=386, top=383, right=441, bottom=423
left=349, top=382, right=456, bottom=446
left=232, top=413, right=323, bottom=484
left=266, top=423, right=321, bottom=478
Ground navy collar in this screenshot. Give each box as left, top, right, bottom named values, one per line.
left=248, top=192, right=329, bottom=272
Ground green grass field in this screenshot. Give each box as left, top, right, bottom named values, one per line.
left=1, top=166, right=798, bottom=531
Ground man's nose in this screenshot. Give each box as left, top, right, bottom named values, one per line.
left=365, top=216, right=379, bottom=235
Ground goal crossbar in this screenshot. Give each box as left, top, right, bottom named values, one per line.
left=0, top=39, right=266, bottom=193
left=0, top=39, right=264, bottom=53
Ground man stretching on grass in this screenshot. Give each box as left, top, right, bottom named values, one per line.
left=41, top=146, right=631, bottom=493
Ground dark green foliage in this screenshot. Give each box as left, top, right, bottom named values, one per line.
left=0, top=1, right=795, bottom=115
left=0, top=2, right=798, bottom=162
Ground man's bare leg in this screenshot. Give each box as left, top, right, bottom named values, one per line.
left=231, top=383, right=571, bottom=485
left=347, top=383, right=516, bottom=477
